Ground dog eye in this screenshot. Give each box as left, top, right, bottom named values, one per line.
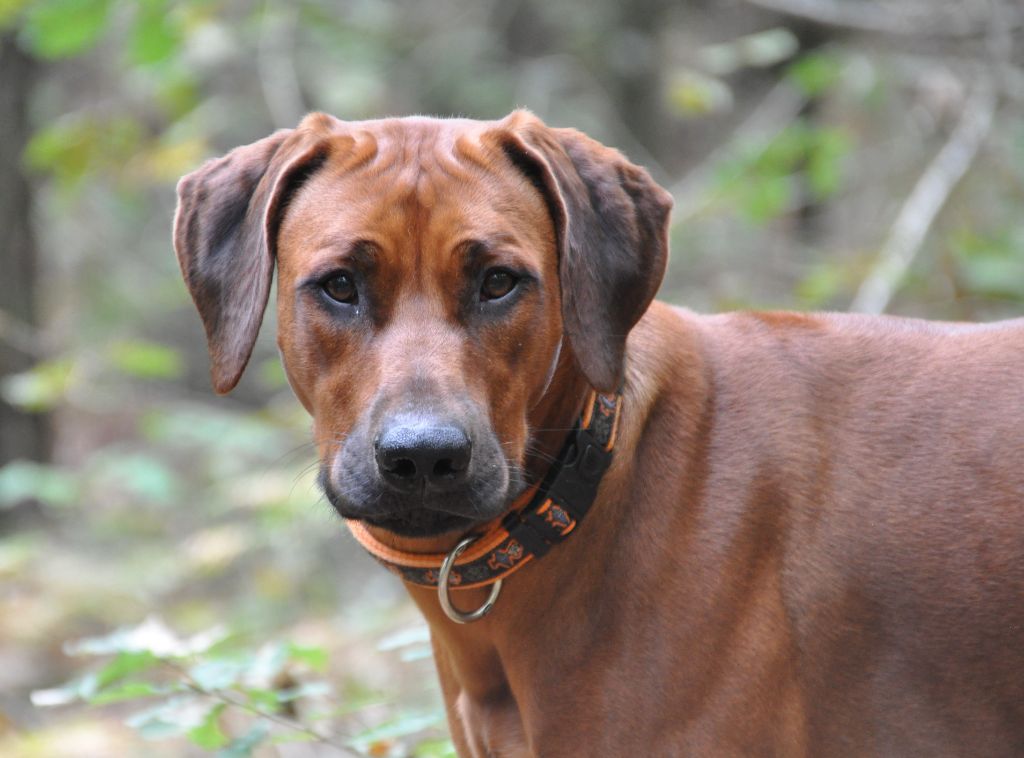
left=321, top=273, right=358, bottom=305
left=480, top=269, right=518, bottom=301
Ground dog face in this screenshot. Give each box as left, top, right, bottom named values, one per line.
left=174, top=111, right=671, bottom=536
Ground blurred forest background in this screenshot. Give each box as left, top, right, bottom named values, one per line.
left=2, top=0, right=1023, bottom=755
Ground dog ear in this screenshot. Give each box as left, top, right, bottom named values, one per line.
left=173, top=118, right=334, bottom=393
left=493, top=111, right=672, bottom=393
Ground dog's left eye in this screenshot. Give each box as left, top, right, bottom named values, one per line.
left=480, top=269, right=518, bottom=301
left=321, top=273, right=358, bottom=305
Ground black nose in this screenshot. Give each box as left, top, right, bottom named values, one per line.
left=374, top=416, right=472, bottom=492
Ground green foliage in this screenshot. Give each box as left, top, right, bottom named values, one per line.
left=698, top=27, right=799, bottom=76
left=0, top=460, right=78, bottom=508
left=787, top=52, right=844, bottom=97
left=108, top=339, right=184, bottom=380
left=714, top=120, right=852, bottom=223
left=25, top=116, right=144, bottom=189
left=1, top=357, right=74, bottom=412
left=30, top=617, right=453, bottom=756
left=949, top=229, right=1024, bottom=300
left=667, top=69, right=733, bottom=117
left=128, top=0, right=183, bottom=66
left=21, top=0, right=113, bottom=58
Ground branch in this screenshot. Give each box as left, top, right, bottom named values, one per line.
left=257, top=1, right=307, bottom=129
left=740, top=0, right=1020, bottom=39
left=849, top=81, right=996, bottom=314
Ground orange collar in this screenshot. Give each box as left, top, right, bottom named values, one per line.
left=345, top=390, right=622, bottom=591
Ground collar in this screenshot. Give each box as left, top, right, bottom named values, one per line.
left=345, top=390, right=622, bottom=620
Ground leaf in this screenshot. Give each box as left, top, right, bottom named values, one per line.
left=30, top=674, right=97, bottom=707
left=376, top=625, right=430, bottom=653
left=666, top=69, right=733, bottom=117
left=738, top=27, right=799, bottom=68
left=0, top=0, right=31, bottom=29
left=216, top=721, right=270, bottom=758
left=108, top=339, right=184, bottom=379
left=287, top=642, right=329, bottom=672
left=241, top=642, right=289, bottom=688
left=788, top=52, right=843, bottom=97
left=350, top=710, right=448, bottom=750
left=0, top=460, right=78, bottom=508
left=188, top=703, right=229, bottom=749
left=94, top=651, right=160, bottom=691
left=89, top=680, right=172, bottom=705
left=276, top=681, right=331, bottom=702
left=806, top=128, right=851, bottom=199
left=126, top=695, right=214, bottom=740
left=129, top=0, right=182, bottom=65
left=0, top=358, right=74, bottom=412
left=736, top=175, right=793, bottom=223
left=22, top=0, right=113, bottom=59
left=66, top=616, right=228, bottom=658
left=414, top=737, right=458, bottom=758
left=25, top=116, right=143, bottom=188
left=90, top=452, right=180, bottom=505
left=189, top=657, right=247, bottom=691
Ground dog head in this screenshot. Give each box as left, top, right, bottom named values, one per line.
left=174, top=111, right=671, bottom=536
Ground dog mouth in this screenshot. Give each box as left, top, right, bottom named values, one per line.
left=319, top=464, right=523, bottom=538
left=362, top=509, right=477, bottom=537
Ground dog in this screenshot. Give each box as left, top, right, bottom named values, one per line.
left=174, top=110, right=1024, bottom=756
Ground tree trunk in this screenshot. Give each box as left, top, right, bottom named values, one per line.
left=0, top=33, right=50, bottom=476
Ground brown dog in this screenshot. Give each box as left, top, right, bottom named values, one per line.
left=174, top=111, right=1024, bottom=756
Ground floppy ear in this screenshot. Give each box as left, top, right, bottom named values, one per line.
left=173, top=119, right=334, bottom=393
left=492, top=111, right=673, bottom=393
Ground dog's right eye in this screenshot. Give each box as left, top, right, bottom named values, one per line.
left=321, top=273, right=358, bottom=305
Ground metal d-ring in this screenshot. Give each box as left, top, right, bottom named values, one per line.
left=438, top=535, right=502, bottom=624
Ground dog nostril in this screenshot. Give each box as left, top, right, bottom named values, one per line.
left=433, top=458, right=458, bottom=479
left=390, top=458, right=417, bottom=479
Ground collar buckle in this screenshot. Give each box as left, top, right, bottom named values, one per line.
left=438, top=535, right=503, bottom=624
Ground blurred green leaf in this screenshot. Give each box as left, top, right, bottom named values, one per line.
left=188, top=703, right=229, bottom=749
left=0, top=358, right=74, bottom=412
left=95, top=650, right=160, bottom=690
left=129, top=0, right=182, bottom=65
left=276, top=681, right=331, bottom=702
left=91, top=451, right=180, bottom=505
left=788, top=52, right=843, bottom=97
left=22, top=0, right=113, bottom=58
left=287, top=642, right=329, bottom=672
left=350, top=710, right=448, bottom=751
left=740, top=28, right=799, bottom=68
left=806, top=128, right=851, bottom=199
left=666, top=69, right=732, bottom=117
left=736, top=174, right=792, bottom=223
left=108, top=339, right=184, bottom=380
left=89, top=680, right=171, bottom=705
left=0, top=0, right=31, bottom=28
left=795, top=261, right=851, bottom=308
left=31, top=673, right=98, bottom=707
left=189, top=657, right=247, bottom=691
left=414, top=737, right=458, bottom=758
left=126, top=695, right=214, bottom=741
left=950, top=230, right=1024, bottom=299
left=698, top=28, right=798, bottom=75
left=0, top=460, right=78, bottom=508
left=66, top=616, right=228, bottom=658
left=216, top=721, right=270, bottom=758
left=25, top=116, right=143, bottom=188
